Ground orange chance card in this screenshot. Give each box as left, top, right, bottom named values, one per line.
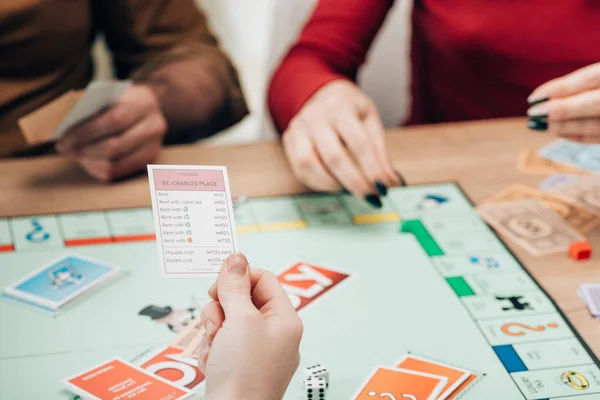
left=447, top=374, right=479, bottom=400
left=353, top=366, right=448, bottom=400
left=397, top=355, right=471, bottom=400
left=64, top=358, right=192, bottom=400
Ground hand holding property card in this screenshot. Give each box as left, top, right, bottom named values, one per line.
left=63, top=358, right=199, bottom=400
left=147, top=165, right=238, bottom=278
left=18, top=80, right=130, bottom=145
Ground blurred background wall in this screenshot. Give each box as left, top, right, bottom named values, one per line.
left=93, top=0, right=412, bottom=143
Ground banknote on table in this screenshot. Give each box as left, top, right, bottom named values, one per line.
left=477, top=199, right=585, bottom=256
left=549, top=175, right=600, bottom=216
left=483, top=184, right=600, bottom=232
left=538, top=139, right=600, bottom=173
left=518, top=148, right=587, bottom=175
left=170, top=318, right=205, bottom=350
left=539, top=174, right=580, bottom=191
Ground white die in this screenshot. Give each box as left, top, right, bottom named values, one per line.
left=305, top=364, right=329, bottom=384
left=305, top=376, right=327, bottom=399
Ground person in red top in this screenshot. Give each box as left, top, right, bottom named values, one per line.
left=268, top=0, right=600, bottom=208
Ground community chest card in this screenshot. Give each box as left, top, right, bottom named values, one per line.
left=63, top=358, right=197, bottom=400
left=2, top=254, right=120, bottom=313
left=147, top=165, right=238, bottom=278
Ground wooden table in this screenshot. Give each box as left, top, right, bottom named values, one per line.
left=1, top=117, right=598, bottom=355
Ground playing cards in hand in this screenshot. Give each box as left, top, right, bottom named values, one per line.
left=477, top=199, right=585, bottom=256
left=18, top=80, right=130, bottom=145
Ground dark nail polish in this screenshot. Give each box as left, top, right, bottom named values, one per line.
left=364, top=194, right=382, bottom=209
left=375, top=181, right=388, bottom=196
left=529, top=114, right=548, bottom=122
left=395, top=171, right=407, bottom=187
left=527, top=119, right=548, bottom=131
left=528, top=97, right=549, bottom=107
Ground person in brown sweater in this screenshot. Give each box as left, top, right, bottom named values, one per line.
left=0, top=0, right=248, bottom=181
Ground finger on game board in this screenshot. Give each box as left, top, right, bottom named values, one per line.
left=201, top=301, right=224, bottom=341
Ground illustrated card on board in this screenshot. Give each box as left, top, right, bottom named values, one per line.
left=353, top=366, right=448, bottom=400
left=483, top=184, right=600, bottom=232
left=147, top=165, right=238, bottom=278
left=477, top=199, right=585, bottom=255
left=63, top=358, right=199, bottom=400
left=2, top=255, right=121, bottom=314
left=396, top=354, right=472, bottom=400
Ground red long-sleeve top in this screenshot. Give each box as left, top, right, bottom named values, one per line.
left=268, top=0, right=600, bottom=132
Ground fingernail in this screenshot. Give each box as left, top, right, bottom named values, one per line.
left=395, top=171, right=407, bottom=187
left=208, top=282, right=216, bottom=294
left=200, top=337, right=211, bottom=358
left=374, top=180, right=388, bottom=196
left=527, top=119, right=548, bottom=131
left=529, top=114, right=548, bottom=122
left=364, top=194, right=382, bottom=209
left=527, top=103, right=549, bottom=117
left=527, top=95, right=549, bottom=106
left=204, top=319, right=215, bottom=338
left=226, top=253, right=248, bottom=275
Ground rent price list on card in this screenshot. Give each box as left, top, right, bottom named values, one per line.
left=148, top=166, right=237, bottom=277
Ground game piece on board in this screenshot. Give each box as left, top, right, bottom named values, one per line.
left=147, top=164, right=238, bottom=278
left=305, top=376, right=327, bottom=399
left=569, top=241, right=592, bottom=261
left=477, top=199, right=585, bottom=256
left=305, top=364, right=330, bottom=385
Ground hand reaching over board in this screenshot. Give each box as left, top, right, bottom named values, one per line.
left=282, top=80, right=400, bottom=208
left=528, top=62, right=600, bottom=142
left=199, top=253, right=303, bottom=400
